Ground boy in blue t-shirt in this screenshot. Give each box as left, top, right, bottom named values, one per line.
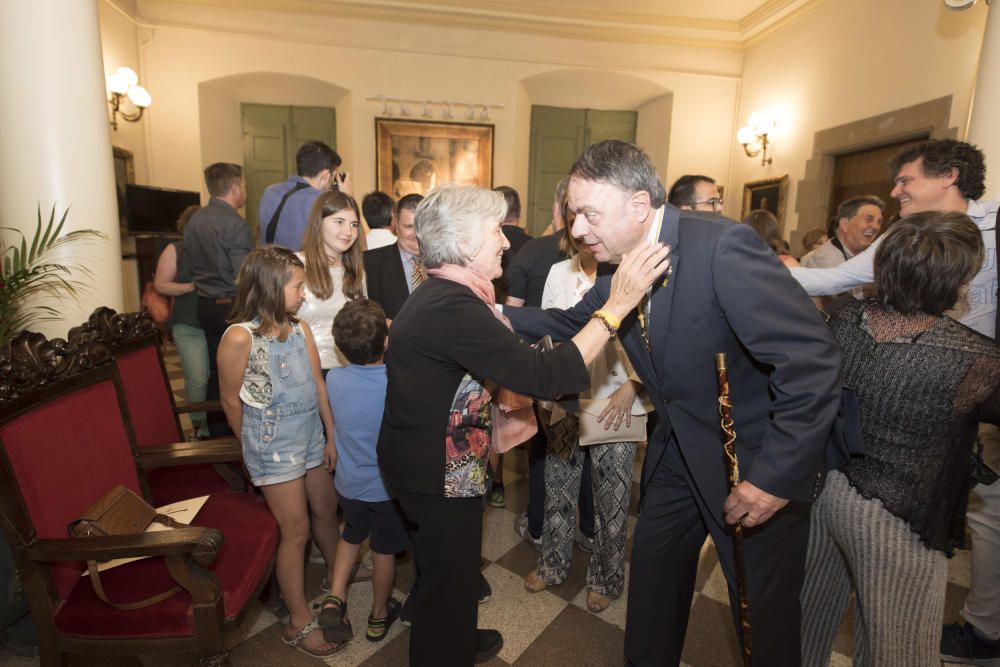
left=318, top=299, right=407, bottom=643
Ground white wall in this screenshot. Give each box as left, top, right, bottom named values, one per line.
left=731, top=0, right=988, bottom=233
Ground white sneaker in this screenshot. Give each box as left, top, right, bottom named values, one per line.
left=514, top=513, right=542, bottom=551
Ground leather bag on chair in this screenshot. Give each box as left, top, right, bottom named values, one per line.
left=67, top=485, right=181, bottom=610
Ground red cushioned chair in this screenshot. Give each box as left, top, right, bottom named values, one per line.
left=68, top=308, right=246, bottom=505
left=0, top=331, right=277, bottom=666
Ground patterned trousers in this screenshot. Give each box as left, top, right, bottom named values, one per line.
left=801, top=469, right=946, bottom=667
left=537, top=412, right=636, bottom=598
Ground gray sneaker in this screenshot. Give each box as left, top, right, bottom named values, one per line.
left=514, top=513, right=541, bottom=550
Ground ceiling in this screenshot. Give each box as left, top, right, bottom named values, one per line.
left=145, top=0, right=827, bottom=46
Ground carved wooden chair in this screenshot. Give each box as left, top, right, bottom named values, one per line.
left=0, top=331, right=277, bottom=666
left=67, top=308, right=246, bottom=505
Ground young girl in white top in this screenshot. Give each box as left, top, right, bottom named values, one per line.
left=217, top=247, right=345, bottom=658
left=297, top=191, right=367, bottom=375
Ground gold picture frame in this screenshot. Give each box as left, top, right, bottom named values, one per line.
left=375, top=118, right=494, bottom=198
left=741, top=175, right=789, bottom=227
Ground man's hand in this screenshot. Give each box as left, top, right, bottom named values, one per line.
left=337, top=171, right=353, bottom=196
left=723, top=481, right=788, bottom=527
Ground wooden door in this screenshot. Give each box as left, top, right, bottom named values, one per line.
left=830, top=134, right=929, bottom=227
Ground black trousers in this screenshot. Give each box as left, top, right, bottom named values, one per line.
left=396, top=491, right=482, bottom=667
left=625, top=435, right=810, bottom=666
left=196, top=296, right=234, bottom=437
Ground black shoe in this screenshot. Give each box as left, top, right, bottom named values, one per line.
left=941, top=622, right=1000, bottom=665
left=478, top=573, right=492, bottom=603
left=474, top=628, right=503, bottom=663
left=400, top=594, right=413, bottom=628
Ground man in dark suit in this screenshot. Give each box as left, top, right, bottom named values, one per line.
left=505, top=140, right=842, bottom=666
left=364, top=193, right=423, bottom=319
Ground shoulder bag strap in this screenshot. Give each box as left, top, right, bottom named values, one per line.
left=264, top=181, right=311, bottom=245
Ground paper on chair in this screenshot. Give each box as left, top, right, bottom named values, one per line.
left=81, top=495, right=209, bottom=575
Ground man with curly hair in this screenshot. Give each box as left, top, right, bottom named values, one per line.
left=791, top=138, right=1000, bottom=664
left=791, top=139, right=996, bottom=336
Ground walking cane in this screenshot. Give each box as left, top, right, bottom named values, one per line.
left=715, top=352, right=753, bottom=667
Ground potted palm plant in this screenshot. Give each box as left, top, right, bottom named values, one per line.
left=0, top=206, right=105, bottom=351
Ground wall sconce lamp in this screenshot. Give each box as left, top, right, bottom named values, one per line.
left=737, top=111, right=774, bottom=166
left=106, top=67, right=151, bottom=131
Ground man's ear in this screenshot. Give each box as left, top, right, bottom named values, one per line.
left=837, top=217, right=849, bottom=235
left=943, top=167, right=959, bottom=189
left=629, top=190, right=653, bottom=222
left=318, top=169, right=333, bottom=188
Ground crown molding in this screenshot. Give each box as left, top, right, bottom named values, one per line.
left=133, top=0, right=826, bottom=49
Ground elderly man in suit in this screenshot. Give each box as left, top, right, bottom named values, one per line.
left=364, top=193, right=423, bottom=319
left=505, top=140, right=843, bottom=666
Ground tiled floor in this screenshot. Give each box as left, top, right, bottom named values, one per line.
left=0, top=344, right=973, bottom=665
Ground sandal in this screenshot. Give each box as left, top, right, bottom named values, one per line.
left=320, top=562, right=374, bottom=593
left=318, top=595, right=353, bottom=643
left=282, top=619, right=347, bottom=658
left=524, top=570, right=548, bottom=593
left=586, top=590, right=612, bottom=614
left=366, top=597, right=402, bottom=643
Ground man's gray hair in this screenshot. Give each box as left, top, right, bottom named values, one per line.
left=569, top=140, right=666, bottom=208
left=415, top=184, right=507, bottom=269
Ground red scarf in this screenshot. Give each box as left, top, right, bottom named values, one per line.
left=427, top=263, right=537, bottom=453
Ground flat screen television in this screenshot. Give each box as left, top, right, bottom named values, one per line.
left=124, top=184, right=200, bottom=234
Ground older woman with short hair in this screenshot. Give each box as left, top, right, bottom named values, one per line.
left=377, top=184, right=667, bottom=666
left=801, top=211, right=1000, bottom=666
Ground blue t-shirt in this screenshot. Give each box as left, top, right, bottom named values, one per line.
left=327, top=364, right=391, bottom=502
left=257, top=176, right=321, bottom=251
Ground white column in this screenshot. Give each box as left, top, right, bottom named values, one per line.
left=968, top=4, right=1000, bottom=198
left=0, top=0, right=124, bottom=341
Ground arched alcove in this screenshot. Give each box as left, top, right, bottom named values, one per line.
left=198, top=72, right=351, bottom=177
left=513, top=69, right=673, bottom=229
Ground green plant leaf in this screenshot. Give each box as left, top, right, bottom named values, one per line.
left=0, top=204, right=103, bottom=351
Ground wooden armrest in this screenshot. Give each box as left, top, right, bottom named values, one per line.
left=174, top=400, right=223, bottom=415
left=137, top=438, right=242, bottom=469
left=21, top=527, right=222, bottom=566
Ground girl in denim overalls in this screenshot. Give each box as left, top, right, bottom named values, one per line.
left=218, top=247, right=344, bottom=657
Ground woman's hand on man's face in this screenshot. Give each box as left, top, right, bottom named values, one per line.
left=604, top=241, right=671, bottom=321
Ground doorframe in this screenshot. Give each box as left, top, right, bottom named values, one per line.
left=791, top=96, right=957, bottom=249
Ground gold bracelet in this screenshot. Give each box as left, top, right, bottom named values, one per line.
left=592, top=310, right=619, bottom=337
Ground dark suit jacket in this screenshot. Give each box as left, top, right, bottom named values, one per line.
left=364, top=243, right=410, bottom=319
left=506, top=206, right=843, bottom=527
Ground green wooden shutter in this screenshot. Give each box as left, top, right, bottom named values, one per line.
left=584, top=109, right=637, bottom=147
left=527, top=106, right=585, bottom=235
left=526, top=105, right=637, bottom=234
left=240, top=103, right=337, bottom=231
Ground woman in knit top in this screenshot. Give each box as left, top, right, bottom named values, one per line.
left=801, top=211, right=1000, bottom=666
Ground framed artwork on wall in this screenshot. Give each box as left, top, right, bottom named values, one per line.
left=741, top=175, right=789, bottom=226
left=375, top=118, right=494, bottom=198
